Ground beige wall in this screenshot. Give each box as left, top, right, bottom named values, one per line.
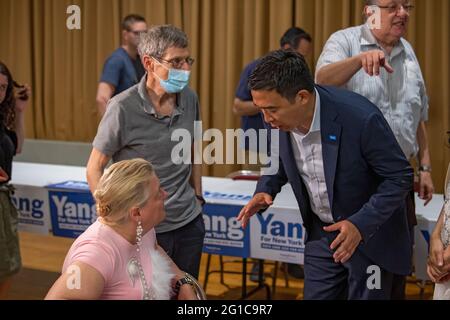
left=0, top=0, right=448, bottom=190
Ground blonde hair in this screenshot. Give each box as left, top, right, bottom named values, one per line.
left=94, top=159, right=155, bottom=226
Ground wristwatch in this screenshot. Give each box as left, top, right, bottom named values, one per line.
left=418, top=165, right=432, bottom=173
left=196, top=194, right=206, bottom=206
left=174, top=273, right=194, bottom=294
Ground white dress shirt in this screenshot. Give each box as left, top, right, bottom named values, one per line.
left=290, top=89, right=334, bottom=223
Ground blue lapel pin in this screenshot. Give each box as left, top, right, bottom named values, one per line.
left=329, top=135, right=337, bottom=142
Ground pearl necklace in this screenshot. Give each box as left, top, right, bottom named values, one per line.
left=126, top=221, right=157, bottom=300
left=128, top=256, right=156, bottom=300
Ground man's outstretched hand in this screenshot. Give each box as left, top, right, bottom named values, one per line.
left=237, top=193, right=273, bottom=228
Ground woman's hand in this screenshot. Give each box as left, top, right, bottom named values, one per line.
left=14, top=84, right=31, bottom=113
left=439, top=246, right=450, bottom=282
left=427, top=235, right=450, bottom=282
left=429, top=234, right=445, bottom=269
left=0, top=166, right=9, bottom=182
left=177, top=282, right=198, bottom=300
left=427, top=263, right=447, bottom=283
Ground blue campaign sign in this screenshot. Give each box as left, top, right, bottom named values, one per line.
left=46, top=181, right=96, bottom=238
left=250, top=208, right=305, bottom=264
left=202, top=203, right=250, bottom=258
left=11, top=185, right=52, bottom=235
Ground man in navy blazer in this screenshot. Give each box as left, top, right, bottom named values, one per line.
left=237, top=50, right=414, bottom=299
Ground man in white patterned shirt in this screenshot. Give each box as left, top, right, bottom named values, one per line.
left=315, top=0, right=434, bottom=299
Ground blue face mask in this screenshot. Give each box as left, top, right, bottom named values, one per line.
left=153, top=59, right=191, bottom=93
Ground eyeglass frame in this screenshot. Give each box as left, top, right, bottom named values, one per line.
left=376, top=3, right=415, bottom=13
left=153, top=56, right=195, bottom=69
left=127, top=29, right=146, bottom=36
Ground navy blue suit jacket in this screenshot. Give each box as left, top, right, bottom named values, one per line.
left=255, top=85, right=414, bottom=275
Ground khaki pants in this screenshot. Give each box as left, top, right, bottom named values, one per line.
left=0, top=186, right=21, bottom=282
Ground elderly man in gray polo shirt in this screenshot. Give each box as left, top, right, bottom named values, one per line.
left=315, top=0, right=434, bottom=299
left=87, top=25, right=205, bottom=279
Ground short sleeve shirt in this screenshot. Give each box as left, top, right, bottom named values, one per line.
left=235, top=59, right=266, bottom=152
left=100, top=48, right=146, bottom=97
left=316, top=24, right=429, bottom=159
left=92, top=75, right=202, bottom=233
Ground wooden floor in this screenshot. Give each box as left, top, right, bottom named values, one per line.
left=4, top=232, right=435, bottom=300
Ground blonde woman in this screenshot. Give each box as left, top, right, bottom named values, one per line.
left=427, top=161, right=450, bottom=300
left=46, top=159, right=200, bottom=300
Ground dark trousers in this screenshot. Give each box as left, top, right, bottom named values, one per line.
left=303, top=215, right=394, bottom=300
left=156, top=213, right=205, bottom=280
left=391, top=189, right=416, bottom=300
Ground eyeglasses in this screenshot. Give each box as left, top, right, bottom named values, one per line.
left=377, top=3, right=415, bottom=13
left=156, top=56, right=195, bottom=69
left=128, top=30, right=146, bottom=36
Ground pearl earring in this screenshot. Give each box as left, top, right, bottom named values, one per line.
left=136, top=221, right=143, bottom=252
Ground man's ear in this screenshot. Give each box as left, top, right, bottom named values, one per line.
left=122, top=30, right=129, bottom=43
left=364, top=5, right=376, bottom=18
left=296, top=89, right=311, bottom=105
left=142, top=55, right=154, bottom=72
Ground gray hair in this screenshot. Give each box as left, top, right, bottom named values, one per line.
left=138, top=25, right=189, bottom=59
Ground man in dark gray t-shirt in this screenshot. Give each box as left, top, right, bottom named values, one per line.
left=87, top=25, right=205, bottom=280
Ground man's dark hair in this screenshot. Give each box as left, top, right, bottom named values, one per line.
left=248, top=50, right=315, bottom=103
left=122, top=14, right=146, bottom=31
left=279, top=27, right=312, bottom=50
